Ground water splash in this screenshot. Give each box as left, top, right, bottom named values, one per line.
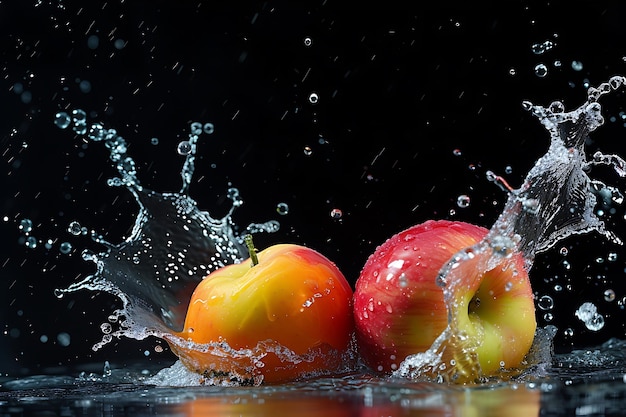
left=394, top=76, right=626, bottom=382
left=53, top=111, right=279, bottom=350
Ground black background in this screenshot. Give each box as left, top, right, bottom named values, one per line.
left=3, top=1, right=626, bottom=376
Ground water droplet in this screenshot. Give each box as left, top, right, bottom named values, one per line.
left=25, top=236, right=37, bottom=249
left=330, top=208, right=343, bottom=219
left=177, top=141, right=192, bottom=155
left=19, top=218, right=33, bottom=233
left=67, top=221, right=82, bottom=236
left=114, top=38, right=126, bottom=50
left=87, top=34, right=99, bottom=50
left=54, top=112, right=71, bottom=129
left=456, top=194, right=471, bottom=208
left=203, top=123, right=215, bottom=134
left=79, top=80, right=92, bottom=93
left=308, top=92, right=319, bottom=104
left=571, top=60, right=584, bottom=71
left=531, top=40, right=555, bottom=55
left=56, top=332, right=71, bottom=347
left=549, top=101, right=565, bottom=113
left=452, top=148, right=462, bottom=156
left=303, top=146, right=312, bottom=156
left=398, top=273, right=408, bottom=288
left=303, top=37, right=312, bottom=47
left=604, top=289, right=616, bottom=302
left=71, top=108, right=87, bottom=123
left=226, top=187, right=241, bottom=204
left=537, top=295, right=554, bottom=310
left=534, top=63, right=548, bottom=78
left=276, top=202, right=289, bottom=215
left=100, top=323, right=112, bottom=334
left=489, top=234, right=514, bottom=257
left=103, top=361, right=112, bottom=377
left=559, top=246, right=569, bottom=256
left=151, top=137, right=159, bottom=145
left=190, top=122, right=203, bottom=135
left=59, top=242, right=72, bottom=254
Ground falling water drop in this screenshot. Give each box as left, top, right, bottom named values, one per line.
left=67, top=221, right=82, bottom=236
left=203, top=123, right=215, bottom=134
left=330, top=208, right=343, bottom=219
left=19, top=218, right=33, bottom=233
left=177, top=141, right=193, bottom=155
left=534, top=63, right=548, bottom=78
left=538, top=295, right=554, bottom=311
left=54, top=112, right=71, bottom=129
left=456, top=195, right=471, bottom=208
left=604, top=289, right=616, bottom=302
left=276, top=202, right=289, bottom=215
left=59, top=242, right=72, bottom=254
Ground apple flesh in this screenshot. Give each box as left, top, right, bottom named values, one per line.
left=166, top=243, right=355, bottom=384
left=353, top=219, right=536, bottom=381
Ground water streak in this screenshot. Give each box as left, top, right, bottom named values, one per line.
left=395, top=76, right=626, bottom=382
left=54, top=112, right=279, bottom=348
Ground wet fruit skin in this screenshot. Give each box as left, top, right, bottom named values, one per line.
left=353, top=219, right=536, bottom=380
left=167, top=243, right=355, bottom=384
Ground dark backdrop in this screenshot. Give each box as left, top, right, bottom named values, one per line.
left=2, top=1, right=626, bottom=376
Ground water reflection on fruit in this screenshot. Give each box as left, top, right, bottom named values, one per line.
left=171, top=384, right=540, bottom=417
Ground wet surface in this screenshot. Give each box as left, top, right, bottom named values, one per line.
left=3, top=337, right=626, bottom=416
left=1, top=365, right=626, bottom=417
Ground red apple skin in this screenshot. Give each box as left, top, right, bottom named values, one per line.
left=353, top=219, right=536, bottom=379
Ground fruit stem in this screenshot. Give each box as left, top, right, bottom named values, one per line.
left=244, top=234, right=259, bottom=266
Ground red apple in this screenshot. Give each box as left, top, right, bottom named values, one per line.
left=165, top=242, right=355, bottom=384
left=353, top=219, right=536, bottom=382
